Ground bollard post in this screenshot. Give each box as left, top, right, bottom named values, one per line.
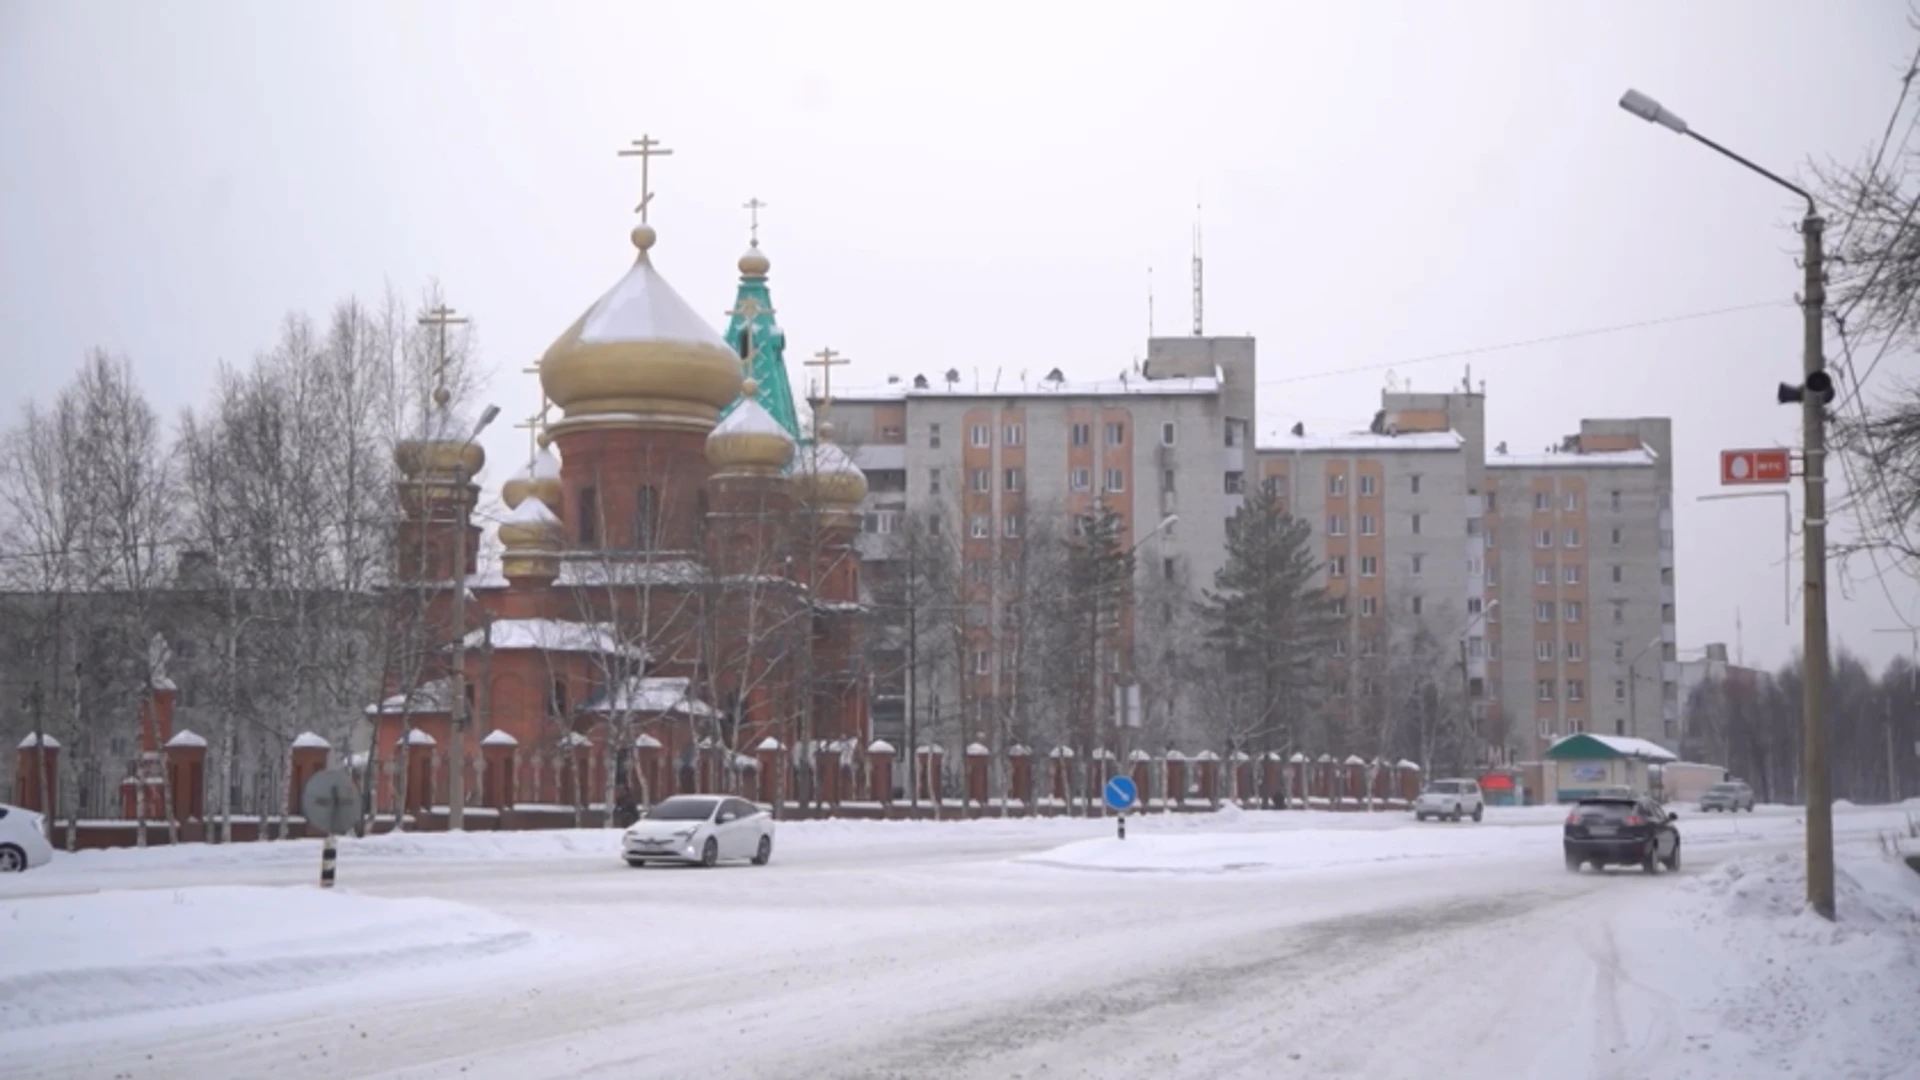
left=320, top=835, right=337, bottom=888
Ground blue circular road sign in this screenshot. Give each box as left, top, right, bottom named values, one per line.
left=1104, top=775, right=1139, bottom=812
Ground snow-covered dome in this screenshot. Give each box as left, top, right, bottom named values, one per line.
left=498, top=495, right=563, bottom=580
left=501, top=445, right=562, bottom=510
left=793, top=423, right=867, bottom=508
left=706, top=378, right=795, bottom=473
left=394, top=401, right=485, bottom=480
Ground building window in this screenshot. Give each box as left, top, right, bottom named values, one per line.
left=1468, top=635, right=1484, bottom=659
left=1225, top=471, right=1245, bottom=494
left=1332, top=595, right=1348, bottom=615
left=1411, top=474, right=1423, bottom=495
left=972, top=650, right=990, bottom=675
left=1537, top=680, right=1555, bottom=702
left=1359, top=514, right=1377, bottom=536
left=1361, top=677, right=1378, bottom=698
left=928, top=468, right=942, bottom=495
left=1105, top=422, right=1126, bottom=446
left=970, top=424, right=990, bottom=447
left=1612, top=640, right=1625, bottom=661
left=1361, top=637, right=1378, bottom=657
left=1360, top=555, right=1378, bottom=577
left=1566, top=640, right=1583, bottom=662
left=1564, top=601, right=1583, bottom=623
left=1264, top=474, right=1287, bottom=497
left=969, top=516, right=989, bottom=539
left=1003, top=514, right=1021, bottom=538
left=1071, top=423, right=1090, bottom=446
left=1104, top=468, right=1125, bottom=493
left=1537, top=640, right=1555, bottom=661
left=1359, top=474, right=1377, bottom=496
left=1329, top=556, right=1347, bottom=578
left=1564, top=492, right=1579, bottom=512
left=1162, top=556, right=1176, bottom=581
left=1535, top=602, right=1553, bottom=623
left=1564, top=528, right=1581, bottom=548
left=1004, top=423, right=1024, bottom=446
left=1610, top=564, right=1623, bottom=584
left=1328, top=514, right=1347, bottom=536
left=1161, top=421, right=1177, bottom=446
left=928, top=423, right=942, bottom=448
left=1609, top=489, right=1621, bottom=512
left=1611, top=526, right=1623, bottom=546
left=1467, top=556, right=1482, bottom=575
left=1163, top=468, right=1177, bottom=493
left=578, top=486, right=599, bottom=546
left=1534, top=492, right=1550, bottom=512
left=1333, top=638, right=1347, bottom=657
left=1536, top=529, right=1552, bottom=549
left=1614, top=679, right=1627, bottom=702
left=1004, top=468, right=1023, bottom=492
left=971, top=468, right=991, bottom=493
left=1611, top=601, right=1625, bottom=625
left=634, top=485, right=659, bottom=550
left=1410, top=595, right=1424, bottom=615
left=1411, top=513, right=1423, bottom=535
left=1468, top=597, right=1484, bottom=616
left=1070, top=468, right=1091, bottom=491
left=1412, top=553, right=1425, bottom=576
left=1485, top=491, right=1497, bottom=511
left=928, top=513, right=942, bottom=534
left=1535, top=565, right=1552, bottom=586
left=1328, top=473, right=1347, bottom=496
left=880, top=425, right=903, bottom=442
left=1361, top=595, right=1378, bottom=617
left=1564, top=565, right=1581, bottom=585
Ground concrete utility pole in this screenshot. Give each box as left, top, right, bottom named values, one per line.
left=1621, top=88, right=1837, bottom=919
left=444, top=404, right=499, bottom=832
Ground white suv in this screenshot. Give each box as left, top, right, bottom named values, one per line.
left=1413, top=779, right=1485, bottom=823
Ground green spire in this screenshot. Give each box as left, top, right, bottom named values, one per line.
left=717, top=243, right=802, bottom=440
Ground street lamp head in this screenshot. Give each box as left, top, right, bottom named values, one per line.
left=1158, top=513, right=1179, bottom=530
left=473, top=404, right=501, bottom=437
left=1619, top=89, right=1688, bottom=135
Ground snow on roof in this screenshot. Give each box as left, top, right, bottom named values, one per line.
left=1290, top=753, right=1307, bottom=763
left=1398, top=759, right=1421, bottom=770
left=1049, top=746, right=1075, bottom=758
left=1345, top=754, right=1367, bottom=765
left=1007, top=744, right=1031, bottom=757
left=481, top=730, right=519, bottom=747
left=404, top=728, right=437, bottom=746
left=1230, top=751, right=1251, bottom=762
left=151, top=676, right=179, bottom=692
left=557, top=558, right=706, bottom=589
left=563, top=731, right=591, bottom=747
left=1129, top=749, right=1152, bottom=761
left=830, top=372, right=1221, bottom=402
left=867, top=739, right=894, bottom=754
left=530, top=445, right=561, bottom=480
left=711, top=396, right=794, bottom=441
left=756, top=736, right=784, bottom=752
left=1489, top=448, right=1658, bottom=469
left=917, top=744, right=943, bottom=755
left=635, top=733, right=663, bottom=749
left=502, top=496, right=561, bottom=525
left=1554, top=733, right=1679, bottom=761
left=291, top=731, right=330, bottom=750
left=960, top=742, right=988, bottom=756
left=18, top=733, right=59, bottom=749
left=161, top=729, right=207, bottom=749
left=460, top=618, right=642, bottom=657
left=367, top=679, right=451, bottom=715
left=1165, top=749, right=1186, bottom=761
left=1091, top=748, right=1115, bottom=760
left=580, top=675, right=716, bottom=718
left=572, top=233, right=734, bottom=353
left=1258, top=430, right=1464, bottom=454
left=1194, top=750, right=1220, bottom=761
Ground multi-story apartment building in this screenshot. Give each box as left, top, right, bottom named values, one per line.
left=818, top=343, right=1678, bottom=762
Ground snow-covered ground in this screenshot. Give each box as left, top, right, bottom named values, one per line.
left=2, top=802, right=1917, bottom=1079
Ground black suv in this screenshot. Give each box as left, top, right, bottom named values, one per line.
left=1563, top=795, right=1681, bottom=874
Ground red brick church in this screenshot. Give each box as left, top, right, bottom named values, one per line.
left=366, top=191, right=871, bottom=819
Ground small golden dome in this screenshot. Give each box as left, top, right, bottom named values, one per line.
left=539, top=224, right=743, bottom=433
left=706, top=377, right=796, bottom=473
left=394, top=409, right=485, bottom=479
left=794, top=426, right=868, bottom=507
left=501, top=446, right=563, bottom=510
left=498, top=495, right=563, bottom=580
left=738, top=244, right=770, bottom=278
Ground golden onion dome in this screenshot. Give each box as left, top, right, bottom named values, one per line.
left=706, top=378, right=796, bottom=473
left=501, top=445, right=563, bottom=509
left=498, top=494, right=563, bottom=580
left=793, top=423, right=868, bottom=507
left=738, top=242, right=770, bottom=279
left=538, top=224, right=744, bottom=433
left=394, top=403, right=485, bottom=479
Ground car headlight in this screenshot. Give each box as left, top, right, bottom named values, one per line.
left=674, top=827, right=696, bottom=839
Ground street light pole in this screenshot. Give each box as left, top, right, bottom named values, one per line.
left=446, top=404, right=500, bottom=832
left=1621, top=88, right=1835, bottom=919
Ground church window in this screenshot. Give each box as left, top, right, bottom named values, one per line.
left=634, top=486, right=659, bottom=551
left=736, top=326, right=752, bottom=359
left=578, top=487, right=599, bottom=546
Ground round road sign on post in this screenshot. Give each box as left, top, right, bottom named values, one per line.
left=1104, top=775, right=1138, bottom=840
left=301, top=768, right=361, bottom=890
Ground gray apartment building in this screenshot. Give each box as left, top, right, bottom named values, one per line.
left=815, top=338, right=1678, bottom=762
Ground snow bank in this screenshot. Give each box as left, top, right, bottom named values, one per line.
left=0, top=886, right=540, bottom=1043
left=1017, top=821, right=1536, bottom=875
left=1611, top=843, right=1920, bottom=1078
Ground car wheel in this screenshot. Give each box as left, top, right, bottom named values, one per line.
left=624, top=857, right=647, bottom=868
left=1415, top=812, right=1427, bottom=822
left=1663, top=840, right=1681, bottom=872
left=752, top=835, right=773, bottom=866
left=700, top=838, right=719, bottom=868
left=1471, top=805, right=1484, bottom=823
left=1565, top=853, right=1582, bottom=873
left=0, top=844, right=24, bottom=873
left=1449, top=807, right=1462, bottom=822
left=1641, top=847, right=1659, bottom=874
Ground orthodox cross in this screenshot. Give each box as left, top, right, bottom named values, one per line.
left=512, top=409, right=546, bottom=462
left=725, top=296, right=764, bottom=362
left=806, top=346, right=849, bottom=422
left=742, top=197, right=768, bottom=245
left=617, top=134, right=674, bottom=222
left=418, top=303, right=468, bottom=393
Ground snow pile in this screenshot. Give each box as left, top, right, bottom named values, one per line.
left=0, top=886, right=540, bottom=1044
left=1613, top=845, right=1920, bottom=1078
left=1016, top=822, right=1535, bottom=875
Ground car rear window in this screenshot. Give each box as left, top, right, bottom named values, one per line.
left=1572, top=800, right=1636, bottom=823
left=1707, top=785, right=1736, bottom=795
left=1426, top=781, right=1459, bottom=794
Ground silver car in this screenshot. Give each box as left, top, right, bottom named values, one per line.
left=621, top=795, right=776, bottom=868
left=1699, top=781, right=1755, bottom=813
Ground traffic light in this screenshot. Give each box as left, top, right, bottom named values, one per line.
left=1778, top=369, right=1836, bottom=405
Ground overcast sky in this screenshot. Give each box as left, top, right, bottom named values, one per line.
left=3, top=0, right=1918, bottom=672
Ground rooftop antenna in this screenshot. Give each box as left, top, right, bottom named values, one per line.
left=1191, top=200, right=1204, bottom=336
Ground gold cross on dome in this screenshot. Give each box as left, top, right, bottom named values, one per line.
left=418, top=304, right=469, bottom=390
left=617, top=134, right=675, bottom=222
left=512, top=408, right=547, bottom=462
left=806, top=346, right=849, bottom=419
left=742, top=197, right=768, bottom=245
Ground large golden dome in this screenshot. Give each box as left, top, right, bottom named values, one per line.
left=395, top=403, right=485, bottom=480
left=539, top=224, right=745, bottom=434
left=706, top=378, right=796, bottom=474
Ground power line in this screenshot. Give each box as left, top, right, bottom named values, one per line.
left=1253, top=300, right=1789, bottom=388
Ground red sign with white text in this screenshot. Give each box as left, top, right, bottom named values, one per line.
left=1720, top=448, right=1791, bottom=486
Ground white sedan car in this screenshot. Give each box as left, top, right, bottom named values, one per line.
left=622, top=795, right=775, bottom=868
left=0, top=802, right=56, bottom=872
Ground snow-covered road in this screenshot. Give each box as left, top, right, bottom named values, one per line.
left=4, top=803, right=1918, bottom=1080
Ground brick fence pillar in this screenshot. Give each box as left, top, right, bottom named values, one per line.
left=867, top=740, right=895, bottom=805
left=481, top=730, right=517, bottom=810
left=13, top=733, right=60, bottom=817
left=1007, top=745, right=1032, bottom=807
